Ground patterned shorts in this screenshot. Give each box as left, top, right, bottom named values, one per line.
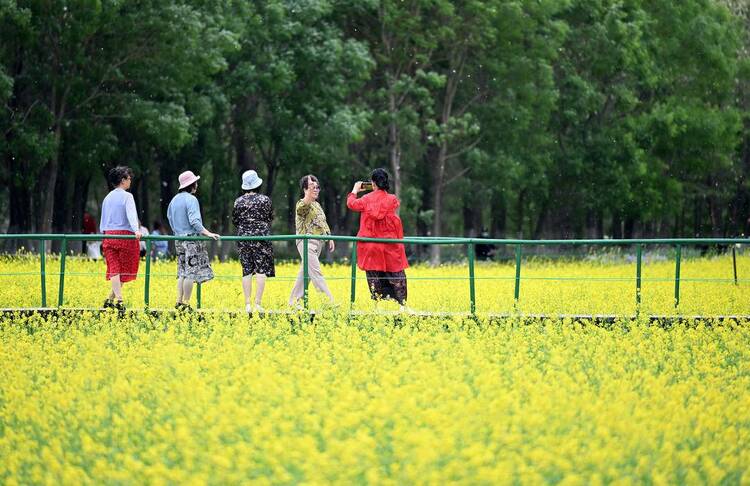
left=175, top=239, right=214, bottom=283
left=365, top=270, right=408, bottom=305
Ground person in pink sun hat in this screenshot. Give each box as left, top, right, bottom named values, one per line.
left=167, top=170, right=220, bottom=312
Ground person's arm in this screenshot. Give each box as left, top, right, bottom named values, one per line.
left=99, top=205, right=107, bottom=232
left=315, top=203, right=335, bottom=252
left=296, top=199, right=313, bottom=217
left=125, top=194, right=142, bottom=238
left=189, top=197, right=219, bottom=240
left=187, top=196, right=207, bottom=234
left=200, top=228, right=220, bottom=240
left=346, top=190, right=366, bottom=212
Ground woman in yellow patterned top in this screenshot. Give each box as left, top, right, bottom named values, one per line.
left=289, top=174, right=336, bottom=306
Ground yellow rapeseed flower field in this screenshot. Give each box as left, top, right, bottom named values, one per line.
left=1, top=250, right=749, bottom=315
left=1, top=251, right=749, bottom=483
left=1, top=312, right=749, bottom=484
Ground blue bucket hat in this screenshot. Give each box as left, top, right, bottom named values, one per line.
left=241, top=170, right=263, bottom=190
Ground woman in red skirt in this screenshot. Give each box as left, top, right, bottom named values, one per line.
left=347, top=168, right=409, bottom=308
left=99, top=166, right=142, bottom=310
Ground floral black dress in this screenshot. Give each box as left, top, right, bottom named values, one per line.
left=232, top=192, right=275, bottom=277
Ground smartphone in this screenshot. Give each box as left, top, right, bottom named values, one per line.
left=361, top=182, right=373, bottom=191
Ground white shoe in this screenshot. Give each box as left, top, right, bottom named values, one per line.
left=245, top=304, right=253, bottom=314
left=254, top=304, right=265, bottom=314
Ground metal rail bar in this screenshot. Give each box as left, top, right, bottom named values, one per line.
left=0, top=234, right=745, bottom=314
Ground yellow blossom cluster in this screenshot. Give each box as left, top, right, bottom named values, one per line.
left=0, top=251, right=748, bottom=315
left=1, top=312, right=749, bottom=484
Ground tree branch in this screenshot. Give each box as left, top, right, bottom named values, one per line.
left=444, top=135, right=483, bottom=162
left=442, top=167, right=471, bottom=187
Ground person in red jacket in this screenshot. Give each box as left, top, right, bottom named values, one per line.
left=347, top=168, right=409, bottom=306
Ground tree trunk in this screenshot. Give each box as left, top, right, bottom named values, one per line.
left=39, top=83, right=67, bottom=237
left=140, top=164, right=151, bottom=230
left=160, top=161, right=176, bottom=231
left=516, top=189, right=526, bottom=238
left=39, top=125, right=62, bottom=237
left=387, top=91, right=402, bottom=199
left=429, top=143, right=448, bottom=266
left=490, top=192, right=506, bottom=238
left=6, top=157, right=33, bottom=251
left=265, top=161, right=279, bottom=198
left=72, top=174, right=91, bottom=254
left=533, top=197, right=550, bottom=239
left=462, top=197, right=475, bottom=237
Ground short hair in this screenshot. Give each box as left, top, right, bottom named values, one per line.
left=108, top=166, right=133, bottom=188
left=153, top=221, right=163, bottom=230
left=179, top=181, right=197, bottom=193
left=300, top=174, right=319, bottom=193
left=371, top=168, right=390, bottom=192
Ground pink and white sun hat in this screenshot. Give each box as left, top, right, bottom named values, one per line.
left=178, top=170, right=201, bottom=190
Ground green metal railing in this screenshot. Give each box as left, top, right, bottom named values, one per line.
left=0, top=234, right=746, bottom=313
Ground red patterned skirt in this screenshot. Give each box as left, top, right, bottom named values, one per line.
left=102, top=230, right=140, bottom=282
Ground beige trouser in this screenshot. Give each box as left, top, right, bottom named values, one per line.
left=289, top=239, right=332, bottom=303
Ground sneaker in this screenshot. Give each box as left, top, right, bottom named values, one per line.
left=288, top=301, right=304, bottom=311
left=103, top=299, right=115, bottom=309
left=113, top=300, right=126, bottom=312
left=175, top=303, right=194, bottom=313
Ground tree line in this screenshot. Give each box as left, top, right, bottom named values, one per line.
left=2, top=0, right=749, bottom=262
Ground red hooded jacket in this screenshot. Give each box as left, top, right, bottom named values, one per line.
left=347, top=189, right=409, bottom=272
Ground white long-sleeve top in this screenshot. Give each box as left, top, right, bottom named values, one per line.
left=100, top=188, right=139, bottom=233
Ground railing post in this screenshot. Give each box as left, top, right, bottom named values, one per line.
left=674, top=244, right=681, bottom=308
left=40, top=239, right=47, bottom=307
left=733, top=246, right=738, bottom=286
left=514, top=244, right=522, bottom=309
left=468, top=242, right=476, bottom=315
left=635, top=244, right=642, bottom=313
left=57, top=237, right=67, bottom=307
left=144, top=239, right=152, bottom=309
left=350, top=241, right=357, bottom=308
left=196, top=282, right=202, bottom=309
left=303, top=237, right=309, bottom=309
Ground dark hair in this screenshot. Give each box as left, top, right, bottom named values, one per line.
left=153, top=221, right=163, bottom=230
left=371, top=168, right=390, bottom=191
left=179, top=181, right=197, bottom=193
left=108, top=166, right=133, bottom=188
left=300, top=174, right=319, bottom=193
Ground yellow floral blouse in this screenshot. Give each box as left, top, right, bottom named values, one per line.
left=295, top=200, right=331, bottom=236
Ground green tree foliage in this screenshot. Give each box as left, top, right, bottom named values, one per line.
left=1, top=0, right=748, bottom=260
